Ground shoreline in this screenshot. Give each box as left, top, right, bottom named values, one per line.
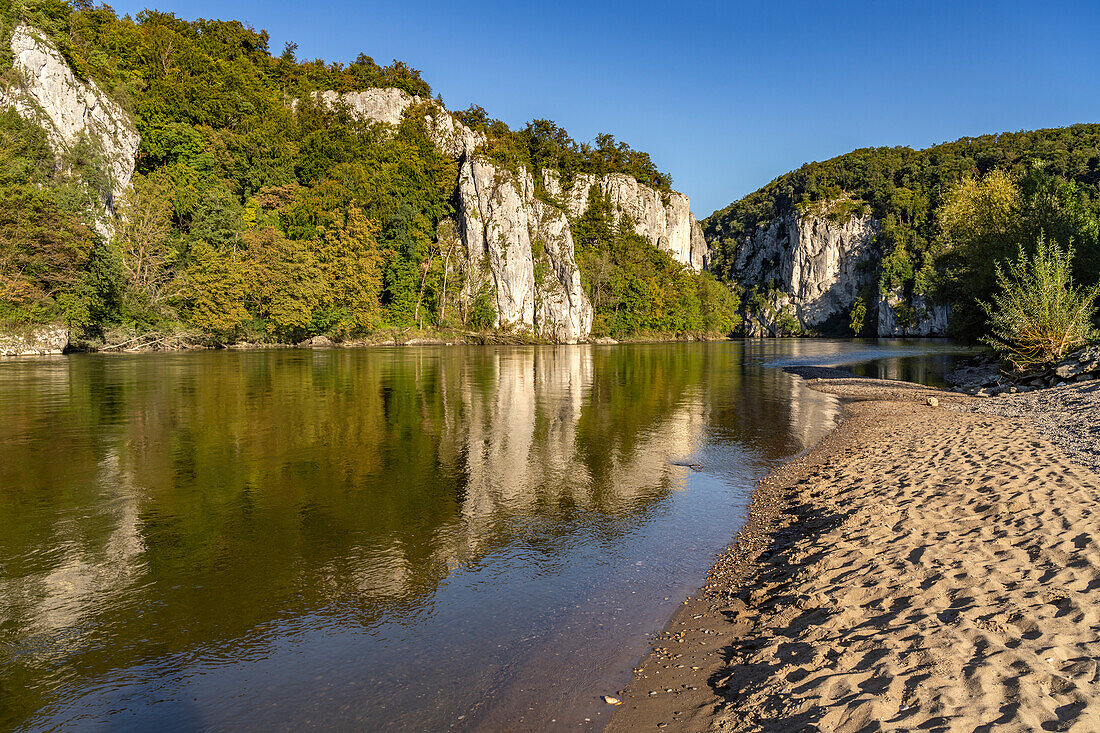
left=607, top=369, right=1100, bottom=731
left=0, top=330, right=742, bottom=357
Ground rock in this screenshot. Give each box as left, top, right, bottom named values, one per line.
left=0, top=324, right=69, bottom=355
left=1055, top=362, right=1086, bottom=379
left=602, top=696, right=622, bottom=705
left=1074, top=345, right=1100, bottom=363
left=457, top=159, right=593, bottom=343
left=554, top=170, right=707, bottom=271
left=298, top=335, right=334, bottom=348
left=878, top=288, right=950, bottom=337
left=593, top=336, right=619, bottom=345
left=926, top=396, right=939, bottom=407
left=715, top=209, right=949, bottom=336
left=1, top=25, right=139, bottom=233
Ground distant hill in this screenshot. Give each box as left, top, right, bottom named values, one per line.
left=704, top=125, right=1100, bottom=338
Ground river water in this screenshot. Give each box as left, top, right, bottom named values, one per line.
left=0, top=339, right=969, bottom=731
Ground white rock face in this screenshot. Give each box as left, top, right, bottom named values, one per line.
left=458, top=159, right=592, bottom=342
left=878, top=290, right=950, bottom=336
left=555, top=171, right=707, bottom=271
left=424, top=107, right=485, bottom=159
left=729, top=212, right=953, bottom=335
left=308, top=87, right=486, bottom=158
left=313, top=88, right=417, bottom=126
left=733, top=213, right=878, bottom=330
left=1, top=25, right=139, bottom=226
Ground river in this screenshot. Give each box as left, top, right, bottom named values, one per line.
left=0, top=339, right=970, bottom=731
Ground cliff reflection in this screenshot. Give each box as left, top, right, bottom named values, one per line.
left=0, top=343, right=839, bottom=729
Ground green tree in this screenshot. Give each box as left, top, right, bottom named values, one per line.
left=174, top=240, right=249, bottom=339
left=314, top=207, right=383, bottom=336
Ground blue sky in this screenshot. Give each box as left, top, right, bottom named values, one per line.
left=106, top=0, right=1100, bottom=216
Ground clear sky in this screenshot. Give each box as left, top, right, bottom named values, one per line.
left=105, top=0, right=1100, bottom=217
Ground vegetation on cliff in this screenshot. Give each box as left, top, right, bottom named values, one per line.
left=0, top=0, right=725, bottom=346
left=706, top=125, right=1100, bottom=340
left=573, top=191, right=738, bottom=338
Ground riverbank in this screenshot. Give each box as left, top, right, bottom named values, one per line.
left=0, top=326, right=738, bottom=356
left=607, top=370, right=1100, bottom=732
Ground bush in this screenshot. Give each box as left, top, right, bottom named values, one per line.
left=982, top=234, right=1099, bottom=371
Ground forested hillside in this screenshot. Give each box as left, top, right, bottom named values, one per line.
left=0, top=0, right=735, bottom=348
left=706, top=125, right=1100, bottom=339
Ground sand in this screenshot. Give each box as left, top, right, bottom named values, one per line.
left=606, top=371, right=1100, bottom=732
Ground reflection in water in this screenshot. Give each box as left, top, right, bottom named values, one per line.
left=0, top=341, right=947, bottom=731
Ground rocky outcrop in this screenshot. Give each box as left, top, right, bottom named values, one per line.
left=0, top=24, right=139, bottom=229
left=0, top=324, right=69, bottom=355
left=732, top=213, right=878, bottom=332
left=947, top=345, right=1100, bottom=396
left=311, top=88, right=415, bottom=126
left=458, top=160, right=592, bottom=342
left=728, top=211, right=951, bottom=336
left=548, top=171, right=707, bottom=271
left=306, top=87, right=485, bottom=158
left=318, top=88, right=712, bottom=340
left=878, top=290, right=950, bottom=337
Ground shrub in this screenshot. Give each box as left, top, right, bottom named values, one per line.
left=982, top=234, right=1099, bottom=371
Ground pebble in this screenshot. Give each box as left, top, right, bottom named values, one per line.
left=963, top=381, right=1100, bottom=471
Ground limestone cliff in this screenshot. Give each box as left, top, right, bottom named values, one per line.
left=878, top=290, right=950, bottom=337
left=550, top=171, right=708, bottom=271
left=0, top=24, right=139, bottom=229
left=457, top=159, right=592, bottom=342
left=320, top=87, right=708, bottom=341
left=724, top=211, right=950, bottom=336
left=731, top=213, right=877, bottom=333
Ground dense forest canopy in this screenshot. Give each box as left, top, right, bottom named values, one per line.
left=0, top=0, right=726, bottom=346
left=705, top=125, right=1100, bottom=339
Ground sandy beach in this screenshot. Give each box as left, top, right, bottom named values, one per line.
left=607, top=371, right=1100, bottom=732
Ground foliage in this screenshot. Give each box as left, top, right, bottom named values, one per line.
left=982, top=235, right=1099, bottom=371
left=455, top=110, right=672, bottom=194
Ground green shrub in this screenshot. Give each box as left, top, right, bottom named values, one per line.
left=982, top=234, right=1099, bottom=371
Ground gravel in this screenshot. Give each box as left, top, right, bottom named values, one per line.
left=956, top=381, right=1100, bottom=472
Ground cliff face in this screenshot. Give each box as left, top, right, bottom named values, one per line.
left=733, top=213, right=877, bottom=332
left=878, top=290, right=951, bottom=337
left=0, top=25, right=139, bottom=230
left=457, top=160, right=593, bottom=342
left=726, top=212, right=950, bottom=336
left=324, top=87, right=708, bottom=341
left=549, top=171, right=708, bottom=271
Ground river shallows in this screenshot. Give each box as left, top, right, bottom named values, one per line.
left=0, top=340, right=967, bottom=731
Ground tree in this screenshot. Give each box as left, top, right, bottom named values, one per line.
left=115, top=173, right=177, bottom=314
left=241, top=226, right=322, bottom=339
left=935, top=170, right=1024, bottom=340
left=174, top=241, right=249, bottom=339
left=315, top=207, right=383, bottom=336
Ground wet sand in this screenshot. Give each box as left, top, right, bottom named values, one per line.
left=607, top=371, right=1100, bottom=732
